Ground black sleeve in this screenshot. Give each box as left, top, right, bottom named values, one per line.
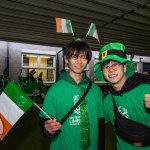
left=39, top=117, right=55, bottom=139
left=97, top=117, right=105, bottom=150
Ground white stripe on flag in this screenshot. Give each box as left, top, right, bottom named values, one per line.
left=0, top=92, right=24, bottom=126
left=93, top=31, right=98, bottom=39
left=62, top=19, right=68, bottom=33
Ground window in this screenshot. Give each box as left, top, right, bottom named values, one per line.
left=133, top=62, right=138, bottom=72
left=22, top=54, right=56, bottom=83
left=23, top=54, right=38, bottom=67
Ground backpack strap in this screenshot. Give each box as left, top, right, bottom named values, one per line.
left=111, top=95, right=118, bottom=115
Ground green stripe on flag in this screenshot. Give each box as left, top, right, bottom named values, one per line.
left=4, top=81, right=33, bottom=112
left=87, top=23, right=96, bottom=36
left=66, top=20, right=73, bottom=33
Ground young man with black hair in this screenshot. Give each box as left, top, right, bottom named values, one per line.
left=94, top=42, right=150, bottom=150
left=39, top=39, right=105, bottom=150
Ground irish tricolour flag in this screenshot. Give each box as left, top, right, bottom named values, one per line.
left=0, top=81, right=33, bottom=141
left=56, top=18, right=74, bottom=35
left=86, top=23, right=100, bottom=43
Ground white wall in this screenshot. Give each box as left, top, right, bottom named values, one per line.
left=0, top=41, right=61, bottom=82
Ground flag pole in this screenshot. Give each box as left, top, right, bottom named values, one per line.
left=80, top=33, right=87, bottom=41
left=33, top=103, right=52, bottom=120
left=72, top=32, right=75, bottom=39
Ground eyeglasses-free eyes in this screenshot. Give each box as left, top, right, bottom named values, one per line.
left=102, top=63, right=122, bottom=72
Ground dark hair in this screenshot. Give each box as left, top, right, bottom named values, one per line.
left=64, top=40, right=92, bottom=62
left=101, top=60, right=112, bottom=67
left=101, top=60, right=125, bottom=67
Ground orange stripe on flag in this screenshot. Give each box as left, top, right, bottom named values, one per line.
left=56, top=18, right=62, bottom=32
left=0, top=113, right=12, bottom=141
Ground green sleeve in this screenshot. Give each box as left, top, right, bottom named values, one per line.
left=103, top=94, right=112, bottom=123
left=95, top=85, right=104, bottom=118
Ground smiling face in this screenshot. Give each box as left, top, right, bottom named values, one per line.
left=102, top=60, right=127, bottom=91
left=65, top=53, right=88, bottom=79
left=64, top=40, right=92, bottom=83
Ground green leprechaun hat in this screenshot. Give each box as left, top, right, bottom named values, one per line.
left=94, top=42, right=135, bottom=81
left=38, top=72, right=43, bottom=79
left=30, top=69, right=36, bottom=76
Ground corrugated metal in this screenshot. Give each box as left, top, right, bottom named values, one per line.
left=0, top=0, right=150, bottom=56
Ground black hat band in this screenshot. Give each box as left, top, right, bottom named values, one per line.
left=99, top=49, right=127, bottom=61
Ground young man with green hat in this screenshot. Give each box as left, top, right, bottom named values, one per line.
left=38, top=72, right=43, bottom=82
left=94, top=42, right=150, bottom=150
left=39, top=39, right=105, bottom=150
left=30, top=69, right=36, bottom=76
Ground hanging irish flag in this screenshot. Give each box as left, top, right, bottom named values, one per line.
left=0, top=81, right=33, bottom=141
left=86, top=23, right=100, bottom=43
left=56, top=18, right=74, bottom=35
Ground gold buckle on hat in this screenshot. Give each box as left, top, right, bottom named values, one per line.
left=102, top=50, right=108, bottom=60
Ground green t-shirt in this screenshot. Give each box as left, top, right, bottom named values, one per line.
left=103, top=83, right=150, bottom=150
left=39, top=74, right=103, bottom=150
